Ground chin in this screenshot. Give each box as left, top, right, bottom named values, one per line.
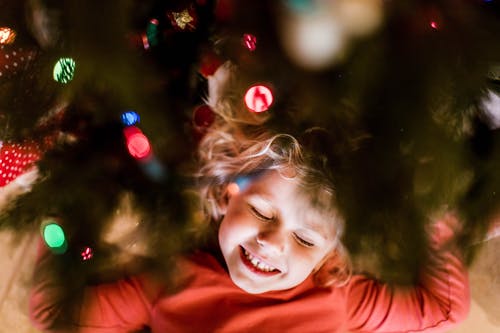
left=230, top=274, right=271, bottom=294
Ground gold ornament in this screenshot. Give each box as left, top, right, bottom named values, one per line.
left=172, top=9, right=194, bottom=30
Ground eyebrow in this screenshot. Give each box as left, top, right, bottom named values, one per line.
left=301, top=221, right=329, bottom=240
left=246, top=194, right=276, bottom=213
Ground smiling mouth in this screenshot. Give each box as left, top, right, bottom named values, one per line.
left=239, top=246, right=281, bottom=275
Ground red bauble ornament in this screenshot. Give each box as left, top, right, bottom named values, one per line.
left=199, top=50, right=223, bottom=78
left=0, top=44, right=38, bottom=80
left=0, top=141, right=42, bottom=187
left=193, top=104, right=215, bottom=128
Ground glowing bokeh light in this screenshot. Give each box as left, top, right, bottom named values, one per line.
left=0, top=27, right=16, bottom=44
left=124, top=126, right=152, bottom=159
left=43, top=223, right=65, bottom=248
left=143, top=18, right=160, bottom=50
left=236, top=175, right=252, bottom=191
left=481, top=90, right=500, bottom=129
left=53, top=58, right=76, bottom=83
left=141, top=157, right=167, bottom=182
left=227, top=182, right=240, bottom=196
left=430, top=21, right=438, bottom=30
left=242, top=33, right=257, bottom=51
left=244, top=85, right=274, bottom=112
left=121, top=111, right=140, bottom=126
left=286, top=0, right=315, bottom=12
left=141, top=34, right=150, bottom=50
left=81, top=247, right=93, bottom=261
left=42, top=221, right=68, bottom=254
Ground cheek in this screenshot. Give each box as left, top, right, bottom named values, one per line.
left=218, top=217, right=236, bottom=250
left=291, top=247, right=331, bottom=271
left=218, top=210, right=256, bottom=248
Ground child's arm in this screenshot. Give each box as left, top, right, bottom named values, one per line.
left=29, top=239, right=158, bottom=332
left=346, top=213, right=470, bottom=333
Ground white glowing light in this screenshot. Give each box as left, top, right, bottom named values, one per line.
left=280, top=12, right=344, bottom=70
left=481, top=90, right=500, bottom=129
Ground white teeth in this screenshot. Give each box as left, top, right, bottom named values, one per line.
left=251, top=258, right=260, bottom=266
left=243, top=248, right=277, bottom=272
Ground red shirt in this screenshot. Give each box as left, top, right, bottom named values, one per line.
left=31, top=248, right=469, bottom=333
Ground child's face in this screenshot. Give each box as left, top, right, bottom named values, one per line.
left=218, top=171, right=338, bottom=294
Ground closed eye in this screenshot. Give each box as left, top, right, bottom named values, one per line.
left=293, top=233, right=315, bottom=247
left=249, top=205, right=273, bottom=221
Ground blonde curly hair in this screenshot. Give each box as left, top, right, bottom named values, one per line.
left=194, top=63, right=351, bottom=287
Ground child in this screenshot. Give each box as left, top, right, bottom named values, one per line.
left=29, top=64, right=469, bottom=332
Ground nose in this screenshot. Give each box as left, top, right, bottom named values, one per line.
left=256, top=229, right=286, bottom=255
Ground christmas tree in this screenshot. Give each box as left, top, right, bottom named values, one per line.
left=1, top=0, right=500, bottom=310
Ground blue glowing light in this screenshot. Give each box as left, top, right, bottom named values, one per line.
left=140, top=157, right=167, bottom=182
left=236, top=176, right=252, bottom=191
left=121, top=111, right=140, bottom=126
left=286, top=0, right=315, bottom=12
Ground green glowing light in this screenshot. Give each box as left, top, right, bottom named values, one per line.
left=43, top=223, right=66, bottom=248
left=53, top=58, right=76, bottom=83
left=146, top=19, right=159, bottom=47
left=42, top=222, right=68, bottom=254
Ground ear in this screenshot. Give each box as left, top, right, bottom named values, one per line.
left=217, top=183, right=234, bottom=215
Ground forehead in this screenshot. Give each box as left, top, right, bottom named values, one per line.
left=241, top=171, right=337, bottom=236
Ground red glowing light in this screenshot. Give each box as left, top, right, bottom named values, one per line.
left=141, top=33, right=150, bottom=50
left=127, top=133, right=152, bottom=159
left=242, top=33, right=257, bottom=51
left=81, top=247, right=93, bottom=261
left=244, top=85, right=274, bottom=113
left=124, top=126, right=152, bottom=159
left=430, top=21, right=438, bottom=30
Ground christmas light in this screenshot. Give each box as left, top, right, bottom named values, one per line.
left=286, top=0, right=315, bottom=12
left=242, top=34, right=257, bottom=51
left=0, top=27, right=16, bottom=45
left=81, top=247, right=93, bottom=261
left=430, top=21, right=438, bottom=30
left=41, top=221, right=68, bottom=254
left=143, top=18, right=159, bottom=50
left=140, top=156, right=167, bottom=182
left=121, top=111, right=140, bottom=126
left=235, top=175, right=252, bottom=191
left=123, top=126, right=152, bottom=160
left=227, top=182, right=240, bottom=196
left=127, top=133, right=151, bottom=159
left=244, top=85, right=274, bottom=112
left=53, top=58, right=76, bottom=83
left=481, top=90, right=500, bottom=129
